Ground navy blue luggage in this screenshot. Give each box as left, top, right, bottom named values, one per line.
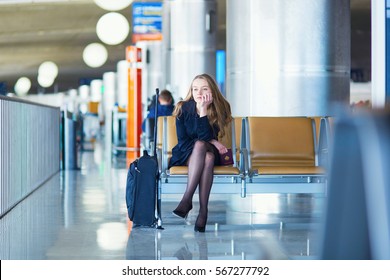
left=126, top=151, right=158, bottom=226
left=126, top=89, right=160, bottom=227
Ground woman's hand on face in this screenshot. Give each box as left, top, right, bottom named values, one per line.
left=196, top=91, right=213, bottom=116
left=199, top=91, right=213, bottom=108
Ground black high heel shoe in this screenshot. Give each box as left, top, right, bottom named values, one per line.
left=194, top=225, right=206, bottom=232
left=194, top=215, right=207, bottom=232
left=172, top=205, right=193, bottom=220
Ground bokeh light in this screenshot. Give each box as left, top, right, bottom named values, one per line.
left=14, top=77, right=31, bottom=96
left=94, top=0, right=133, bottom=11
left=96, top=12, right=130, bottom=45
left=83, top=43, right=108, bottom=68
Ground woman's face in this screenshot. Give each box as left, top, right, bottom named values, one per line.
left=191, top=78, right=212, bottom=103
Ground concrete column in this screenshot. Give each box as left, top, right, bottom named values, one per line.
left=226, top=0, right=350, bottom=116
left=136, top=41, right=164, bottom=108
left=163, top=0, right=217, bottom=101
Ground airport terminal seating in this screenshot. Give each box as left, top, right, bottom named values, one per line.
left=242, top=117, right=327, bottom=195
left=155, top=115, right=329, bottom=225
left=157, top=116, right=245, bottom=193
left=156, top=116, right=245, bottom=226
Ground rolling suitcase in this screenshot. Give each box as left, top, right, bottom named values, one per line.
left=126, top=88, right=160, bottom=227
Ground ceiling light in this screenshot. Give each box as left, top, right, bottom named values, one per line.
left=37, top=74, right=55, bottom=88
left=96, top=12, right=130, bottom=45
left=38, top=61, right=58, bottom=79
left=93, top=0, right=133, bottom=11
left=83, top=43, right=108, bottom=68
left=14, top=77, right=31, bottom=96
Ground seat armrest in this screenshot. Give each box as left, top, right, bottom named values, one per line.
left=239, top=147, right=251, bottom=176
left=156, top=147, right=163, bottom=174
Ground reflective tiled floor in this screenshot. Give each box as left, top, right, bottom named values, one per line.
left=0, top=141, right=326, bottom=260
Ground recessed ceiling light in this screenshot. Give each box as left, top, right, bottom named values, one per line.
left=93, top=0, right=133, bottom=11
left=14, top=77, right=31, bottom=96
left=96, top=12, right=130, bottom=45
left=83, top=43, right=108, bottom=68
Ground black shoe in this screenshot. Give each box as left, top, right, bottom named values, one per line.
left=172, top=204, right=192, bottom=219
left=194, top=225, right=206, bottom=232
left=194, top=214, right=207, bottom=232
left=172, top=209, right=189, bottom=219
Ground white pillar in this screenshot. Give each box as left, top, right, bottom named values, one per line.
left=371, top=0, right=386, bottom=108
left=163, top=0, right=217, bottom=101
left=226, top=0, right=350, bottom=117
left=117, top=60, right=129, bottom=108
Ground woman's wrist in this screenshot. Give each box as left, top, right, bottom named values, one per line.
left=197, top=105, right=207, bottom=117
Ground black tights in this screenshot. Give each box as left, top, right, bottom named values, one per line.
left=174, top=140, right=216, bottom=227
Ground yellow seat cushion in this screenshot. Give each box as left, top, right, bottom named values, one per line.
left=169, top=165, right=241, bottom=175
left=255, top=166, right=325, bottom=175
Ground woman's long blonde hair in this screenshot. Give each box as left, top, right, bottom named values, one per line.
left=173, top=73, right=232, bottom=138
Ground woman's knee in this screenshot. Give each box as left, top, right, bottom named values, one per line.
left=193, top=140, right=207, bottom=152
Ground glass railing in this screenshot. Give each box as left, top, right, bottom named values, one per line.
left=0, top=95, right=60, bottom=217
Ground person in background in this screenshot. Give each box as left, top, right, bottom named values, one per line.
left=141, top=89, right=174, bottom=132
left=169, top=73, right=232, bottom=232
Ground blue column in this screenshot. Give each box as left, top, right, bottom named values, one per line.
left=216, top=50, right=226, bottom=96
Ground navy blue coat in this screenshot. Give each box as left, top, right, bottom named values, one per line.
left=168, top=99, right=219, bottom=168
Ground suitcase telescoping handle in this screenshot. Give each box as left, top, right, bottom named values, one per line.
left=153, top=88, right=159, bottom=157
left=154, top=88, right=164, bottom=229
